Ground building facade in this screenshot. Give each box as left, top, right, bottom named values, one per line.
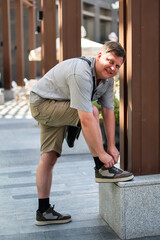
left=82, top=0, right=118, bottom=43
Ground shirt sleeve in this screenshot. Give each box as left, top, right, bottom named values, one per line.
left=68, top=74, right=93, bottom=112
left=97, top=78, right=114, bottom=110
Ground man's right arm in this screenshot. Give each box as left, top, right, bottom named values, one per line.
left=78, top=110, right=114, bottom=168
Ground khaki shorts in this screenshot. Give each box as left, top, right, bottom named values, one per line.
left=30, top=99, right=79, bottom=156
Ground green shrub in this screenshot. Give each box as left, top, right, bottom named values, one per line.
left=114, top=97, right=119, bottom=125
left=92, top=96, right=119, bottom=125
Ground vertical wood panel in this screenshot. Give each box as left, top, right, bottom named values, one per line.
left=119, top=0, right=125, bottom=169
left=159, top=0, right=160, bottom=173
left=119, top=0, right=128, bottom=170
left=15, top=0, right=24, bottom=86
left=126, top=0, right=132, bottom=172
left=141, top=0, right=160, bottom=174
left=59, top=0, right=81, bottom=62
left=40, top=0, right=44, bottom=76
left=119, top=0, right=160, bottom=175
left=41, top=0, right=57, bottom=75
left=2, top=0, right=12, bottom=89
left=129, top=0, right=142, bottom=174
left=28, top=4, right=36, bottom=79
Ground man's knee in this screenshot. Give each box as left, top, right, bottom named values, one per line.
left=40, top=151, right=58, bottom=167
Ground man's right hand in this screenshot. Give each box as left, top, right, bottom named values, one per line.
left=99, top=152, right=114, bottom=168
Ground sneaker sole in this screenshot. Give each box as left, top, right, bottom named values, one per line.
left=35, top=218, right=72, bottom=226
left=95, top=175, right=134, bottom=183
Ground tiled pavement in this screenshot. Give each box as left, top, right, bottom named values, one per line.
left=0, top=100, right=159, bottom=240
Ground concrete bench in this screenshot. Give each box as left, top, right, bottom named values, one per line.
left=99, top=174, right=160, bottom=239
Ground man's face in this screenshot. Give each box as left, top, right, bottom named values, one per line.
left=95, top=51, right=124, bottom=80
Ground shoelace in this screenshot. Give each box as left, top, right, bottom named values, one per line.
left=51, top=205, right=62, bottom=217
left=110, top=166, right=123, bottom=173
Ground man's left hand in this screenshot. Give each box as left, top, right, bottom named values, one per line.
left=107, top=145, right=119, bottom=164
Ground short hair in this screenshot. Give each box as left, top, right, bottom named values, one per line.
left=101, top=41, right=126, bottom=62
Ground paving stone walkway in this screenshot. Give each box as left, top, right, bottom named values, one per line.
left=0, top=100, right=159, bottom=240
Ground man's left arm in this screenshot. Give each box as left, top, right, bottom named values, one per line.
left=101, top=107, right=119, bottom=164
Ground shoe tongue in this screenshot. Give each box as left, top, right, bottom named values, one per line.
left=111, top=166, right=123, bottom=173
left=101, top=166, right=123, bottom=174
left=101, top=166, right=122, bottom=173
left=101, top=166, right=107, bottom=170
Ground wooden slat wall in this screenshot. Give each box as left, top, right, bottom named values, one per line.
left=58, top=0, right=81, bottom=62
left=1, top=0, right=36, bottom=88
left=2, top=0, right=12, bottom=89
left=119, top=0, right=160, bottom=175
left=141, top=0, right=160, bottom=174
left=15, top=0, right=24, bottom=86
left=28, top=4, right=36, bottom=79
left=41, top=0, right=57, bottom=75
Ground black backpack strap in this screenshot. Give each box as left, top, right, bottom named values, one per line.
left=77, top=57, right=95, bottom=100
left=91, top=76, right=95, bottom=100
left=77, top=56, right=91, bottom=66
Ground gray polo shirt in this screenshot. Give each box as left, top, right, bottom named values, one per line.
left=30, top=57, right=114, bottom=112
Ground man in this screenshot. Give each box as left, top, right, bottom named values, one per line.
left=30, top=41, right=134, bottom=226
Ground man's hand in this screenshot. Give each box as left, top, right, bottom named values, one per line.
left=102, top=108, right=119, bottom=165
left=107, top=145, right=119, bottom=164
left=78, top=110, right=117, bottom=168
left=99, top=152, right=115, bottom=168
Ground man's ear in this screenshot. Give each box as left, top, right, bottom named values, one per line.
left=97, top=51, right=102, bottom=60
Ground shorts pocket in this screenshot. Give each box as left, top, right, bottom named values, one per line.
left=30, top=104, right=40, bottom=118
left=30, top=100, right=55, bottom=125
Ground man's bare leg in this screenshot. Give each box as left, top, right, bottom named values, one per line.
left=35, top=151, right=72, bottom=225
left=36, top=151, right=57, bottom=199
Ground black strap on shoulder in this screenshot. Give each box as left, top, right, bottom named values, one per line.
left=77, top=56, right=91, bottom=66
left=77, top=57, right=95, bottom=100
left=91, top=76, right=95, bottom=100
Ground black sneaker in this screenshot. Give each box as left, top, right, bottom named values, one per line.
left=35, top=205, right=71, bottom=226
left=95, top=166, right=134, bottom=183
